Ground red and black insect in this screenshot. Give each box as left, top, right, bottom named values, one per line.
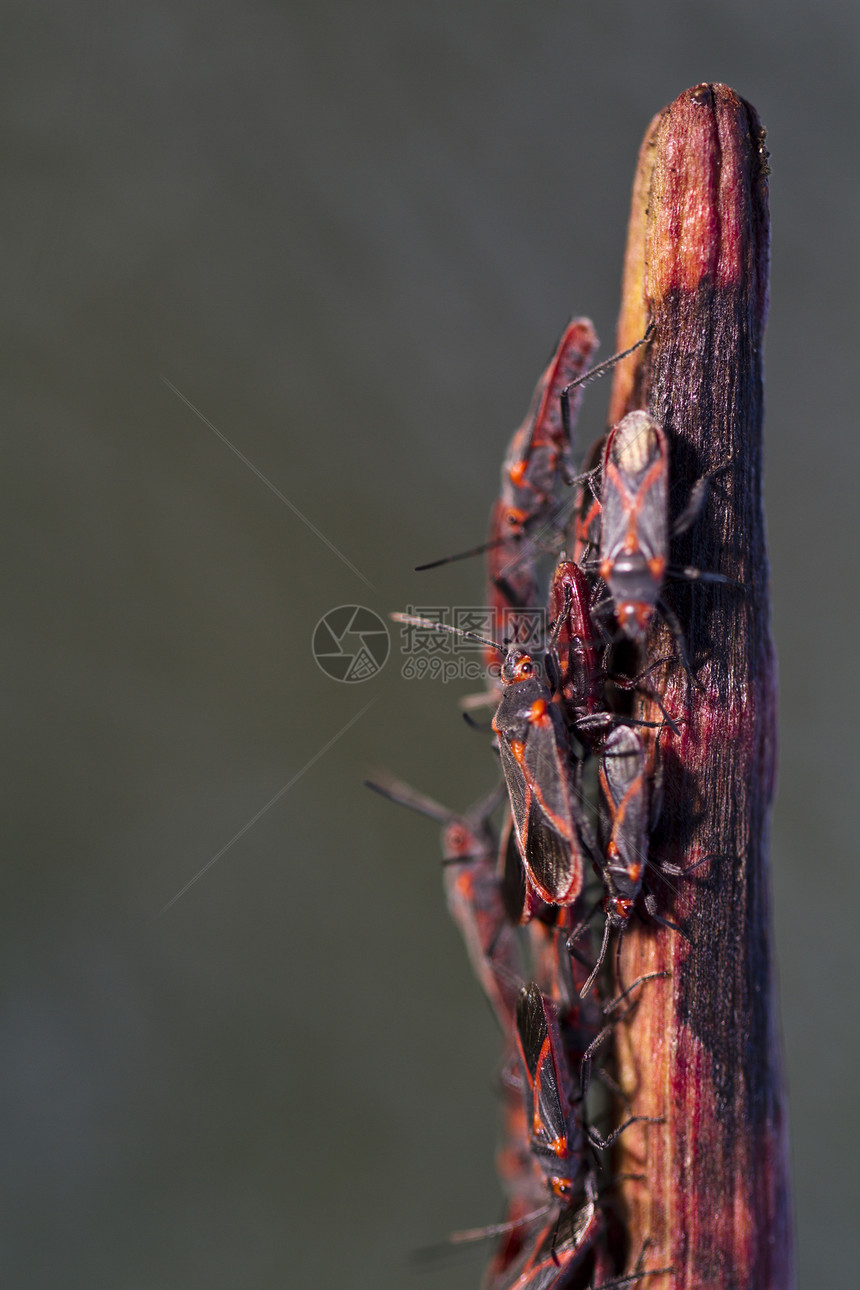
left=492, top=641, right=594, bottom=910
left=417, top=320, right=598, bottom=667
left=593, top=409, right=737, bottom=682
left=365, top=774, right=523, bottom=1034
left=597, top=411, right=669, bottom=640
left=574, top=721, right=720, bottom=996
left=485, top=317, right=597, bottom=667
left=547, top=557, right=606, bottom=739
left=481, top=1180, right=606, bottom=1290
left=488, top=325, right=658, bottom=663
left=516, top=982, right=654, bottom=1169
left=575, top=725, right=672, bottom=995
left=489, top=982, right=601, bottom=1290
left=547, top=555, right=681, bottom=745
left=392, top=611, right=595, bottom=916
left=496, top=318, right=598, bottom=543
left=492, top=983, right=662, bottom=1289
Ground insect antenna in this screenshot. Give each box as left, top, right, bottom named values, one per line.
left=364, top=775, right=453, bottom=824
left=448, top=1203, right=554, bottom=1245
left=391, top=612, right=505, bottom=656
left=414, top=534, right=507, bottom=572
left=462, top=709, right=493, bottom=734
left=560, top=324, right=655, bottom=438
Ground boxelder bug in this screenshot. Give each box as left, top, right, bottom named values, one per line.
left=547, top=557, right=606, bottom=740
left=479, top=1182, right=604, bottom=1290
left=392, top=611, right=596, bottom=915
left=598, top=412, right=669, bottom=640
left=420, top=318, right=597, bottom=666
left=483, top=983, right=663, bottom=1290
left=487, top=324, right=657, bottom=661
left=515, top=983, right=659, bottom=1169
left=594, top=409, right=738, bottom=681
left=365, top=774, right=522, bottom=1034
left=496, top=319, right=597, bottom=543
left=492, top=642, right=593, bottom=909
left=546, top=556, right=677, bottom=751
left=574, top=724, right=685, bottom=997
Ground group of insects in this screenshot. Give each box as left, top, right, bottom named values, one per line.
left=370, top=316, right=733, bottom=1289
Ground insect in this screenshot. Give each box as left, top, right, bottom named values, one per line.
left=574, top=724, right=675, bottom=996
left=547, top=556, right=678, bottom=751
left=492, top=641, right=593, bottom=909
left=598, top=411, right=670, bottom=639
left=417, top=319, right=609, bottom=669
left=488, top=325, right=658, bottom=662
left=496, top=319, right=598, bottom=542
left=516, top=983, right=657, bottom=1168
left=593, top=410, right=737, bottom=680
left=547, top=557, right=606, bottom=739
left=392, top=610, right=596, bottom=915
left=476, top=981, right=602, bottom=1290
left=364, top=774, right=522, bottom=1034
left=488, top=983, right=662, bottom=1290
left=481, top=1180, right=604, bottom=1290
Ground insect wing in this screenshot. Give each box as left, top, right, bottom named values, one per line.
left=486, top=498, right=542, bottom=656
left=510, top=319, right=598, bottom=479
left=524, top=808, right=583, bottom=909
left=445, top=859, right=524, bottom=1035
left=498, top=735, right=531, bottom=856
left=516, top=985, right=571, bottom=1170
left=599, top=426, right=635, bottom=567
left=600, top=727, right=649, bottom=901
left=529, top=319, right=599, bottom=456
left=519, top=700, right=576, bottom=843
left=601, top=414, right=668, bottom=569
left=549, top=559, right=604, bottom=728
left=496, top=689, right=586, bottom=906
left=601, top=728, right=647, bottom=816
left=485, top=1194, right=601, bottom=1290
left=623, top=419, right=668, bottom=569
left=501, top=815, right=529, bottom=924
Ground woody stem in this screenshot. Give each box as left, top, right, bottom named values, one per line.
left=607, top=83, right=793, bottom=1290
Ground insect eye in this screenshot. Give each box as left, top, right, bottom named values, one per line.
left=447, top=826, right=468, bottom=852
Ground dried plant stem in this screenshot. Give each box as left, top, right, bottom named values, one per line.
left=607, top=85, right=793, bottom=1289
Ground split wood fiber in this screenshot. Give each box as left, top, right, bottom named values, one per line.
left=608, top=85, right=793, bottom=1289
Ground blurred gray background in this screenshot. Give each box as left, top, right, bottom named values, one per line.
left=4, top=2, right=857, bottom=1286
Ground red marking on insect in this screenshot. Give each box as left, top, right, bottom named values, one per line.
left=527, top=698, right=550, bottom=726
left=508, top=460, right=529, bottom=490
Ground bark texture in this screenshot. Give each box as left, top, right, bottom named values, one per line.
left=608, top=84, right=793, bottom=1290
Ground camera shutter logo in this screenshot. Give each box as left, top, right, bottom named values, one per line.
left=312, top=606, right=390, bottom=682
